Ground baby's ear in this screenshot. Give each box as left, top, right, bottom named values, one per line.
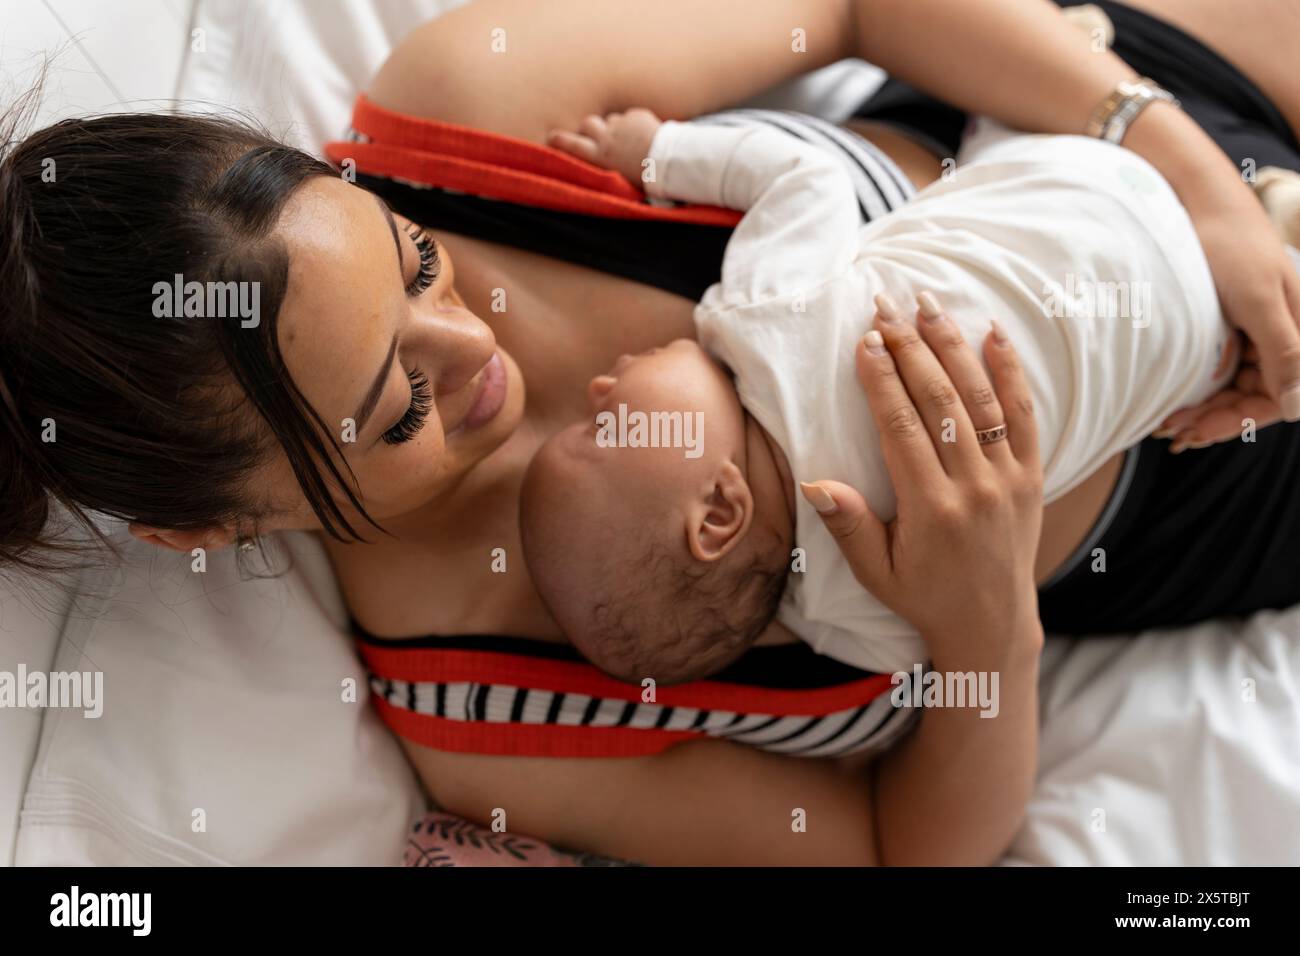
left=686, top=461, right=754, bottom=562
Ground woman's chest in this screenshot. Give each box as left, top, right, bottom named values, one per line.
left=439, top=232, right=700, bottom=419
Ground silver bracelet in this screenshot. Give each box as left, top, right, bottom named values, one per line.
left=1085, top=77, right=1180, bottom=144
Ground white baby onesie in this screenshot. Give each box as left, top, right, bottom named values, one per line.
left=645, top=116, right=1233, bottom=674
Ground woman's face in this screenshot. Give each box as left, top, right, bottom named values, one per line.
left=256, top=176, right=526, bottom=531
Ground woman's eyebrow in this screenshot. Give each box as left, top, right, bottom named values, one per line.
left=373, top=194, right=404, bottom=278
left=353, top=333, right=399, bottom=435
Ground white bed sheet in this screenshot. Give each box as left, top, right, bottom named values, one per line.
left=1013, top=613, right=1300, bottom=864
left=8, top=0, right=1300, bottom=866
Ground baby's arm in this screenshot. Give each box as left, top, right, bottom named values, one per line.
left=550, top=109, right=863, bottom=305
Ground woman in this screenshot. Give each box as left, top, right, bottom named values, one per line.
left=2, top=0, right=1299, bottom=865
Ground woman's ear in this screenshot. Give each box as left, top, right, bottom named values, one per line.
left=686, top=461, right=754, bottom=562
left=127, top=523, right=235, bottom=554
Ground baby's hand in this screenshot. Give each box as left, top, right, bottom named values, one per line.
left=548, top=109, right=662, bottom=187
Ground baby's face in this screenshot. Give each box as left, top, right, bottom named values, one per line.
left=534, top=338, right=747, bottom=505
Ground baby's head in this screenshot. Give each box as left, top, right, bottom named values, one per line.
left=520, top=339, right=791, bottom=684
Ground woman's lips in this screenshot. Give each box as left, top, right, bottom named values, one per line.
left=458, top=352, right=507, bottom=432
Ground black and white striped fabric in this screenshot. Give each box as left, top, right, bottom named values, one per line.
left=691, top=108, right=917, bottom=222
left=361, top=632, right=920, bottom=759
left=366, top=662, right=920, bottom=759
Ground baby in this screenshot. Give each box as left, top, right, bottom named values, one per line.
left=520, top=108, right=1236, bottom=684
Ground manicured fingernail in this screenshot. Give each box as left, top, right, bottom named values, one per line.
left=862, top=330, right=888, bottom=355
left=1152, top=427, right=1177, bottom=440
left=1281, top=382, right=1300, bottom=422
left=799, top=481, right=838, bottom=515
left=990, top=319, right=1008, bottom=345
left=917, top=291, right=944, bottom=322
left=874, top=292, right=904, bottom=324
left=1170, top=434, right=1201, bottom=454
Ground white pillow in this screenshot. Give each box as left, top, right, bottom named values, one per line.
left=15, top=529, right=423, bottom=865
left=0, top=571, right=67, bottom=865
left=176, top=0, right=473, bottom=152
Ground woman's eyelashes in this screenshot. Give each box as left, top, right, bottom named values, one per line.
left=378, top=224, right=440, bottom=448
left=382, top=367, right=433, bottom=445
left=404, top=224, right=441, bottom=297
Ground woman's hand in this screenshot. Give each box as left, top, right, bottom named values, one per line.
left=797, top=290, right=1045, bottom=864
left=799, top=292, right=1045, bottom=665
left=1157, top=334, right=1280, bottom=452
left=1153, top=183, right=1300, bottom=448
left=1122, top=107, right=1300, bottom=448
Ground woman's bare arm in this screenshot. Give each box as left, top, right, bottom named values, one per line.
left=368, top=0, right=1134, bottom=145
left=407, top=738, right=879, bottom=866
left=368, top=0, right=855, bottom=143
left=847, top=2, right=1300, bottom=424
left=873, top=622, right=1042, bottom=864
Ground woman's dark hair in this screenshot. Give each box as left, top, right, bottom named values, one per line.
left=0, top=95, right=380, bottom=573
